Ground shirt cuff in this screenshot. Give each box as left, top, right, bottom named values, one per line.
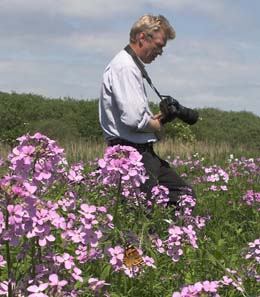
left=137, top=113, right=151, bottom=131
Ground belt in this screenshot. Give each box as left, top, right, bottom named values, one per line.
left=107, top=138, right=154, bottom=151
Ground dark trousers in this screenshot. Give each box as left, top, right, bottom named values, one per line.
left=107, top=139, right=195, bottom=205
left=140, top=148, right=195, bottom=205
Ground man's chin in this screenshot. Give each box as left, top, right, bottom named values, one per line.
left=144, top=58, right=154, bottom=64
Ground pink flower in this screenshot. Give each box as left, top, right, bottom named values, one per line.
left=151, top=185, right=169, bottom=207
left=49, top=273, right=68, bottom=289
left=98, top=145, right=147, bottom=196
left=0, top=255, right=6, bottom=267
left=68, top=161, right=84, bottom=183
left=201, top=280, right=219, bottom=292
left=27, top=283, right=49, bottom=297
left=0, top=281, right=8, bottom=295
left=143, top=256, right=156, bottom=268
left=107, top=246, right=124, bottom=271
left=0, top=211, right=5, bottom=233
left=88, top=277, right=110, bottom=292
left=56, top=252, right=75, bottom=269
left=72, top=267, right=83, bottom=282
left=151, top=235, right=165, bottom=253
left=0, top=157, right=4, bottom=167
left=7, top=204, right=23, bottom=225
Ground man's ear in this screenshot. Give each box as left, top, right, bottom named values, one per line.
left=138, top=32, right=146, bottom=46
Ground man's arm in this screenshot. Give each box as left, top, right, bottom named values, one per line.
left=138, top=112, right=164, bottom=140
left=141, top=113, right=162, bottom=132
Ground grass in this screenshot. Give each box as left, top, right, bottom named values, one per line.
left=58, top=138, right=258, bottom=164
left=2, top=138, right=257, bottom=164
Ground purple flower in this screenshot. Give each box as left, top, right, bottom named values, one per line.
left=56, top=252, right=75, bottom=269
left=172, top=280, right=221, bottom=296
left=0, top=211, right=5, bottom=234
left=7, top=205, right=24, bottom=225
left=67, top=161, right=84, bottom=183
left=143, top=256, right=156, bottom=268
left=49, top=273, right=68, bottom=290
left=88, top=277, right=110, bottom=292
left=151, top=235, right=165, bottom=253
left=0, top=281, right=8, bottom=295
left=98, top=145, right=147, bottom=196
left=107, top=246, right=124, bottom=271
left=166, top=224, right=198, bottom=262
left=0, top=157, right=4, bottom=167
left=221, top=268, right=244, bottom=292
left=242, top=190, right=260, bottom=211
left=151, top=185, right=169, bottom=207
left=0, top=255, right=6, bottom=267
left=27, top=283, right=49, bottom=297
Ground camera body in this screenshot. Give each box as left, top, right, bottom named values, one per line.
left=159, top=96, right=199, bottom=125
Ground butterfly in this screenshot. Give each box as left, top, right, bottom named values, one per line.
left=123, top=245, right=144, bottom=269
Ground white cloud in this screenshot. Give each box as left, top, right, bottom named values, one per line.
left=0, top=0, right=259, bottom=115
left=144, top=36, right=260, bottom=115
left=58, top=32, right=128, bottom=57
left=0, top=0, right=141, bottom=18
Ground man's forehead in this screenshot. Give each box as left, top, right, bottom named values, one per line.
left=153, top=30, right=167, bottom=45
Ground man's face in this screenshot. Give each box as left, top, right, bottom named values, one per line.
left=140, top=30, right=167, bottom=64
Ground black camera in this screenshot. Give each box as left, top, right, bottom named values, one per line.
left=159, top=96, right=199, bottom=125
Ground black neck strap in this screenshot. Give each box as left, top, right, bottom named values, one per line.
left=124, top=45, right=163, bottom=100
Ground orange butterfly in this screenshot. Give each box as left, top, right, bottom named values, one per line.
left=123, top=245, right=144, bottom=269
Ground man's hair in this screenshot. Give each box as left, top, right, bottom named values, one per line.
left=130, top=14, right=176, bottom=42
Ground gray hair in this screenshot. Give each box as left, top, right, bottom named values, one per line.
left=130, top=14, right=176, bottom=42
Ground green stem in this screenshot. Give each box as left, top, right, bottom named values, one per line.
left=31, top=238, right=36, bottom=278
left=5, top=241, right=13, bottom=297
left=113, top=176, right=122, bottom=227
left=4, top=194, right=13, bottom=297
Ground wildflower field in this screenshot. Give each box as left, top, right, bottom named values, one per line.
left=0, top=133, right=260, bottom=297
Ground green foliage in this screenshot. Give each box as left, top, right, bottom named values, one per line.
left=1, top=92, right=260, bottom=150
left=190, top=108, right=260, bottom=150
left=0, top=92, right=103, bottom=145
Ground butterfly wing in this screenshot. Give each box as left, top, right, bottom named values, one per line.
left=123, top=246, right=144, bottom=268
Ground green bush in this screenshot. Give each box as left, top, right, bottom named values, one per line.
left=0, top=91, right=259, bottom=150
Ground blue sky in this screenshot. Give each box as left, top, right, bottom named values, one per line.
left=1, top=0, right=260, bottom=115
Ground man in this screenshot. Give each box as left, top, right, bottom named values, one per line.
left=99, top=14, right=196, bottom=205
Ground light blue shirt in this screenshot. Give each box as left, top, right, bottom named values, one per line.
left=99, top=50, right=158, bottom=144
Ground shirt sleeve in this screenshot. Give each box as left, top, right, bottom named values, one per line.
left=111, top=65, right=151, bottom=131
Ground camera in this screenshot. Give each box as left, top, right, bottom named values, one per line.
left=159, top=96, right=199, bottom=125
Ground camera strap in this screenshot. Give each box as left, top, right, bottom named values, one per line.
left=124, top=45, right=163, bottom=101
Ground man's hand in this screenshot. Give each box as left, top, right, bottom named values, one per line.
left=141, top=113, right=164, bottom=137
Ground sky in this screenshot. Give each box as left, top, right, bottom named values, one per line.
left=1, top=0, right=260, bottom=116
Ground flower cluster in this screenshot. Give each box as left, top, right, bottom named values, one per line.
left=150, top=185, right=169, bottom=207
left=172, top=280, right=220, bottom=296
left=8, top=132, right=67, bottom=190
left=172, top=270, right=244, bottom=297
left=166, top=224, right=198, bottom=262
left=244, top=238, right=260, bottom=264
left=98, top=145, right=147, bottom=196
left=0, top=133, right=114, bottom=296
left=242, top=190, right=260, bottom=210
left=227, top=156, right=260, bottom=178
left=220, top=268, right=244, bottom=292
left=88, top=277, right=110, bottom=296
left=1, top=134, right=259, bottom=296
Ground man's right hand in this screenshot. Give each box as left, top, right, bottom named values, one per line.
left=142, top=112, right=164, bottom=133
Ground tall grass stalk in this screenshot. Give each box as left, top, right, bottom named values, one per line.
left=61, top=138, right=257, bottom=164
left=0, top=143, right=10, bottom=160
left=1, top=138, right=256, bottom=164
